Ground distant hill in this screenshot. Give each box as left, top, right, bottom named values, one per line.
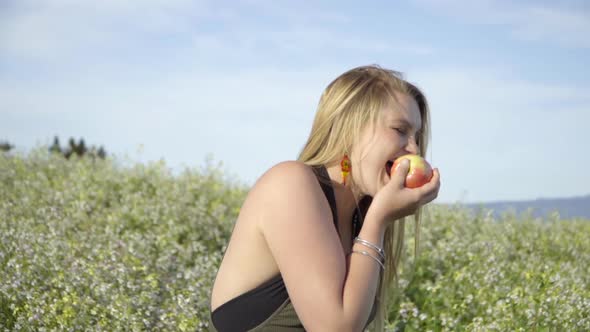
left=447, top=194, right=590, bottom=220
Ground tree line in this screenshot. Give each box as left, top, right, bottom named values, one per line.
left=1, top=136, right=107, bottom=159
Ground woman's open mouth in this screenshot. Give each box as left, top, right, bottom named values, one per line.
left=385, top=160, right=393, bottom=176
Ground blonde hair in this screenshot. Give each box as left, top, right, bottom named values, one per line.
left=297, top=65, right=430, bottom=331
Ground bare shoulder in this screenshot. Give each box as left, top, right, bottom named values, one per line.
left=255, top=160, right=318, bottom=190
left=249, top=160, right=327, bottom=229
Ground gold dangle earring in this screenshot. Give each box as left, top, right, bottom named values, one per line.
left=340, top=154, right=351, bottom=186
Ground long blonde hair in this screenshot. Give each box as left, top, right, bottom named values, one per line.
left=297, top=64, right=430, bottom=331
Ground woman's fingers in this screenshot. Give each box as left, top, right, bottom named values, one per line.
left=391, top=159, right=411, bottom=188
left=420, top=187, right=439, bottom=205
left=416, top=168, right=440, bottom=204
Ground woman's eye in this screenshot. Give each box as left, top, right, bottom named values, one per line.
left=393, top=128, right=407, bottom=135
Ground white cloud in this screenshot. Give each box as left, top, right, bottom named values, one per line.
left=0, top=0, right=217, bottom=59
left=411, top=66, right=590, bottom=112
left=0, top=0, right=434, bottom=63
left=512, top=6, right=590, bottom=47
left=414, top=0, right=590, bottom=48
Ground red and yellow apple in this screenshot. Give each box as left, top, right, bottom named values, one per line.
left=390, top=154, right=433, bottom=188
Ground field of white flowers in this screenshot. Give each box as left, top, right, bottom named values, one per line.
left=1, top=149, right=589, bottom=331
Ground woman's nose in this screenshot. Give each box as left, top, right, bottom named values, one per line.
left=405, top=136, right=419, bottom=155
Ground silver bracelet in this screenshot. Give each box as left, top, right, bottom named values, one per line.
left=351, top=250, right=385, bottom=270
left=354, top=237, right=385, bottom=259
left=354, top=240, right=386, bottom=261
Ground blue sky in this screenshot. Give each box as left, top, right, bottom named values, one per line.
left=1, top=0, right=589, bottom=203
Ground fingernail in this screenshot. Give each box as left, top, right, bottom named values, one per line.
left=403, top=160, right=410, bottom=166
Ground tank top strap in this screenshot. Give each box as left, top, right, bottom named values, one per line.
left=310, top=165, right=340, bottom=232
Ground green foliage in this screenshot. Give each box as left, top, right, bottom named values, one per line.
left=1, top=148, right=589, bottom=331
left=387, top=207, right=590, bottom=331
left=0, top=148, right=246, bottom=331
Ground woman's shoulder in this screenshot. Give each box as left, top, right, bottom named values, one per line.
left=266, top=160, right=313, bottom=175
left=245, top=161, right=329, bottom=226
left=253, top=160, right=319, bottom=190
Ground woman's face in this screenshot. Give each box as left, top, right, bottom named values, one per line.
left=351, top=91, right=422, bottom=198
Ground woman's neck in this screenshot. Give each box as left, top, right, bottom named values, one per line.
left=324, top=163, right=364, bottom=216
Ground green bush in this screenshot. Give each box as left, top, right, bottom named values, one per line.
left=1, top=148, right=246, bottom=331
left=388, top=206, right=590, bottom=331
left=1, top=148, right=588, bottom=331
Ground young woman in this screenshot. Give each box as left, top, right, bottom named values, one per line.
left=208, top=65, right=441, bottom=331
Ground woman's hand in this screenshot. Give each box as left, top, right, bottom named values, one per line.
left=368, top=159, right=441, bottom=223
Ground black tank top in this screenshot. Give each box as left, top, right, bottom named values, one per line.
left=209, top=165, right=373, bottom=331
